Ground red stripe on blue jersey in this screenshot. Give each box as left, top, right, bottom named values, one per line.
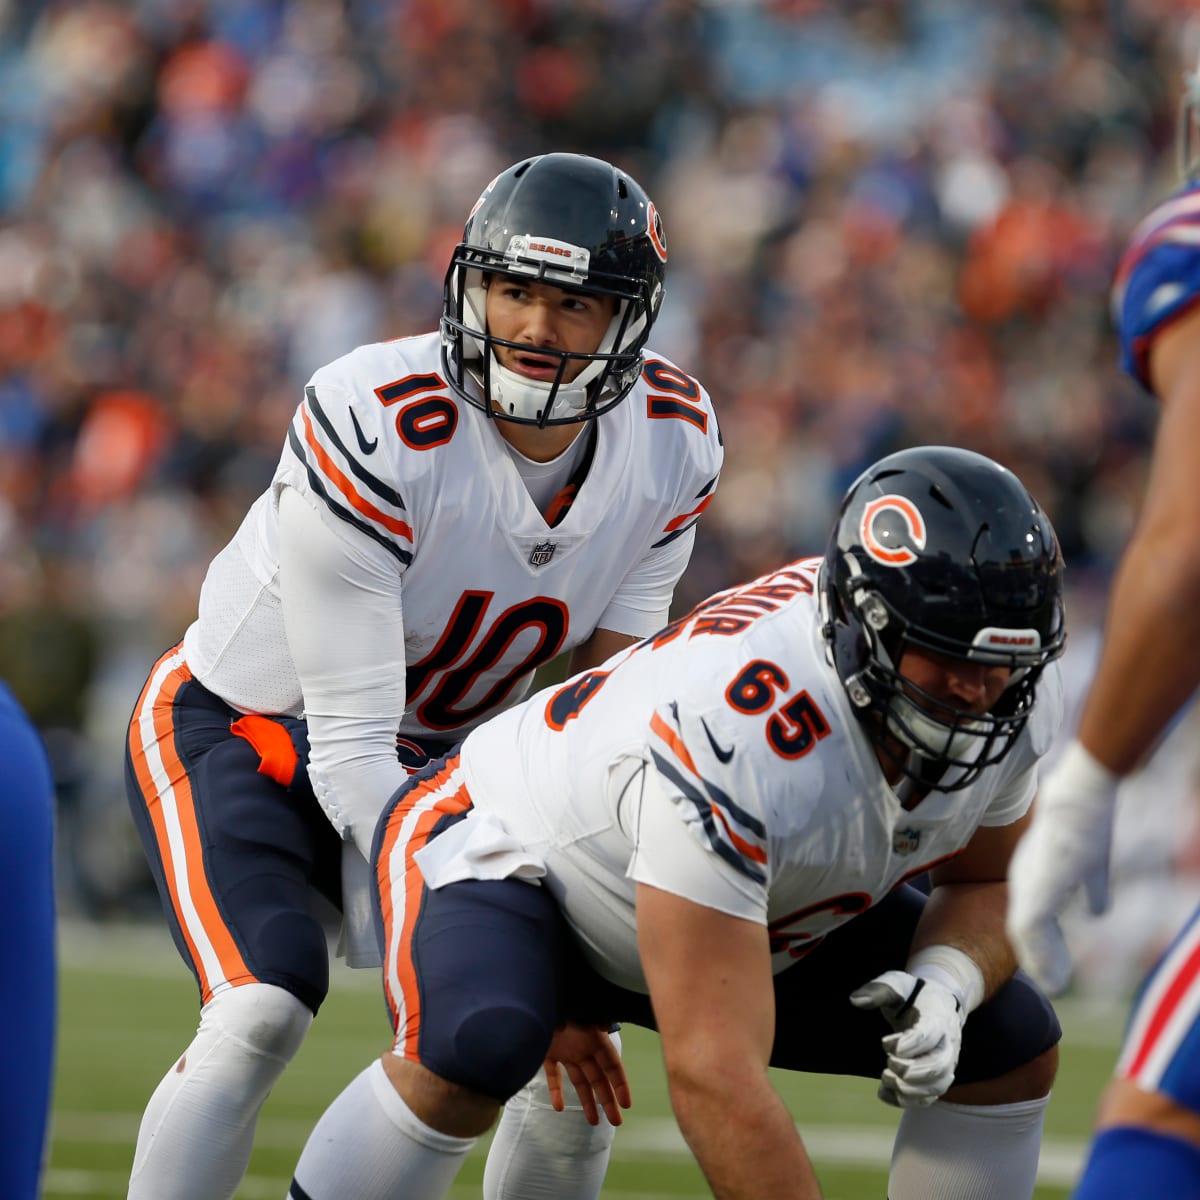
left=1112, top=184, right=1200, bottom=391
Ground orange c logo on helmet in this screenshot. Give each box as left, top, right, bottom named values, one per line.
left=647, top=202, right=668, bottom=263
left=468, top=175, right=500, bottom=220
left=861, top=495, right=927, bottom=567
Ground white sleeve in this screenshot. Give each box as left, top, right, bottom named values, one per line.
left=628, top=763, right=767, bottom=924
left=978, top=763, right=1037, bottom=828
left=595, top=526, right=697, bottom=639
left=277, top=485, right=410, bottom=859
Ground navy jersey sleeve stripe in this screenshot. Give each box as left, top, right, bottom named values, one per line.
left=651, top=749, right=767, bottom=884
left=305, top=387, right=408, bottom=512
left=287, top=427, right=413, bottom=567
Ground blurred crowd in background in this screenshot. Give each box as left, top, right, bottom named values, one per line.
left=1, top=0, right=1198, bottom=993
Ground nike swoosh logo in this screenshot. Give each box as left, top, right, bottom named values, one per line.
left=701, top=719, right=735, bottom=764
left=349, top=407, right=379, bottom=454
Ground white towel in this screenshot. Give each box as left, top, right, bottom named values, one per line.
left=414, top=810, right=546, bottom=889
left=336, top=840, right=382, bottom=968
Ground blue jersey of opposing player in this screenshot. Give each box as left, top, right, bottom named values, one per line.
left=1113, top=180, right=1200, bottom=390
left=1061, top=69, right=1200, bottom=1200
left=0, top=680, right=56, bottom=1198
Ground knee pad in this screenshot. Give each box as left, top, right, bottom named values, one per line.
left=441, top=1002, right=555, bottom=1103
left=956, top=970, right=1061, bottom=1086
left=134, top=985, right=315, bottom=1141
left=199, top=982, right=314, bottom=1063
left=407, top=877, right=568, bottom=1101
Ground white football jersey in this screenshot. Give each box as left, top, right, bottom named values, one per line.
left=183, top=330, right=723, bottom=736
left=451, top=557, right=1064, bottom=993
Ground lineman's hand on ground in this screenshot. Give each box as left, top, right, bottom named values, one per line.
left=543, top=1024, right=631, bottom=1126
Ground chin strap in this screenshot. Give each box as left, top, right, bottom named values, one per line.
left=887, top=692, right=983, bottom=763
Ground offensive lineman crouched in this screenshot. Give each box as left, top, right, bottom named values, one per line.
left=289, top=446, right=1066, bottom=1200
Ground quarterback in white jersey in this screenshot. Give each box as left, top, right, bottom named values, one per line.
left=290, top=447, right=1069, bottom=1200
left=123, top=153, right=721, bottom=1200
left=187, top=327, right=719, bottom=842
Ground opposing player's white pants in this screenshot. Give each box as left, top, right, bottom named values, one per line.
left=484, top=1030, right=621, bottom=1200
left=127, top=983, right=312, bottom=1200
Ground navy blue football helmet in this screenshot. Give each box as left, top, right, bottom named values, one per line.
left=820, top=446, right=1066, bottom=791
left=441, top=153, right=668, bottom=427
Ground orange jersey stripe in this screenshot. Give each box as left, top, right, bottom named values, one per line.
left=300, top=405, right=414, bottom=542
left=709, top=800, right=768, bottom=865
left=649, top=710, right=699, bottom=776
left=650, top=709, right=766, bottom=865
left=662, top=491, right=715, bottom=534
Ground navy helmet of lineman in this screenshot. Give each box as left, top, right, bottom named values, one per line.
left=821, top=445, right=1067, bottom=791
left=441, top=152, right=669, bottom=427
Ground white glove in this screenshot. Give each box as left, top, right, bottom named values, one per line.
left=849, top=969, right=966, bottom=1108
left=1006, top=739, right=1120, bottom=996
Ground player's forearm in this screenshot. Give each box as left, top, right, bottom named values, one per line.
left=667, top=1066, right=822, bottom=1199
left=910, top=880, right=1014, bottom=1002
left=306, top=713, right=409, bottom=858
left=1078, top=346, right=1200, bottom=775
left=1076, top=524, right=1200, bottom=775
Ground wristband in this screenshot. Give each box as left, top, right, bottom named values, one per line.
left=1043, top=739, right=1120, bottom=809
left=907, top=944, right=986, bottom=1014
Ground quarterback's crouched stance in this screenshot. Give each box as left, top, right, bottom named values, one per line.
left=289, top=447, right=1064, bottom=1200
left=124, top=152, right=721, bottom=1200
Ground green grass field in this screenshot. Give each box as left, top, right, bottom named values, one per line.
left=49, top=920, right=1125, bottom=1199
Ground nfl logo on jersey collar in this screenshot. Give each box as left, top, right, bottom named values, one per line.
left=529, top=541, right=557, bottom=567
left=892, top=826, right=923, bottom=856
